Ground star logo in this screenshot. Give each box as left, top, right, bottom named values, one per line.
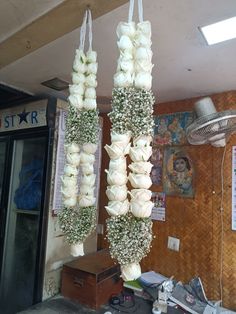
left=18, top=109, right=30, bottom=124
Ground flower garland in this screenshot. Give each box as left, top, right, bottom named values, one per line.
left=59, top=9, right=99, bottom=257
left=105, top=0, right=155, bottom=281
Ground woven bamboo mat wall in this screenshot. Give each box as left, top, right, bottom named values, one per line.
left=98, top=90, right=236, bottom=310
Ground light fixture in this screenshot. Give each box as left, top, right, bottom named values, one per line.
left=200, top=16, right=236, bottom=45
left=41, top=77, right=69, bottom=91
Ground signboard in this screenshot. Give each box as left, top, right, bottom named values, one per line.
left=0, top=100, right=47, bottom=132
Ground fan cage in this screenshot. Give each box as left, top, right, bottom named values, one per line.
left=186, top=110, right=236, bottom=144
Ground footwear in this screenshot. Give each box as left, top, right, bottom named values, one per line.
left=169, top=283, right=216, bottom=314
left=189, top=277, right=208, bottom=303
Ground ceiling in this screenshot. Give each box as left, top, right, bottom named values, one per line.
left=0, top=0, right=236, bottom=110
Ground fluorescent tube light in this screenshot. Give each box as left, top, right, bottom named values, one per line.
left=200, top=16, right=236, bottom=45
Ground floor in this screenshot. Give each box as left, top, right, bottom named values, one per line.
left=18, top=294, right=154, bottom=314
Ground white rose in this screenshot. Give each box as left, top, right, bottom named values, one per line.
left=82, top=143, right=98, bottom=154
left=78, top=195, right=96, bottom=207
left=63, top=197, right=77, bottom=208
left=128, top=161, right=153, bottom=174
left=87, top=62, right=98, bottom=75
left=128, top=189, right=152, bottom=201
left=121, top=263, right=141, bottom=281
left=133, top=135, right=153, bottom=147
left=105, top=199, right=129, bottom=216
left=72, top=72, right=85, bottom=84
left=85, top=74, right=97, bottom=88
left=120, top=49, right=133, bottom=60
left=80, top=152, right=95, bottom=164
left=75, top=49, right=86, bottom=63
left=83, top=98, right=97, bottom=110
left=66, top=152, right=80, bottom=167
left=68, top=94, right=83, bottom=110
left=135, top=47, right=153, bottom=61
left=61, top=179, right=78, bottom=191
left=85, top=87, right=96, bottom=99
left=111, top=131, right=131, bottom=145
left=106, top=185, right=128, bottom=201
left=137, top=21, right=151, bottom=37
left=80, top=174, right=96, bottom=186
left=70, top=242, right=84, bottom=257
left=80, top=184, right=95, bottom=196
left=109, top=157, right=127, bottom=171
left=129, top=146, right=152, bottom=162
left=128, top=173, right=152, bottom=189
left=86, top=50, right=97, bottom=63
left=105, top=143, right=130, bottom=159
left=65, top=143, right=80, bottom=153
left=134, top=33, right=152, bottom=47
left=120, top=50, right=134, bottom=61
left=130, top=200, right=153, bottom=218
left=116, top=21, right=136, bottom=38
left=73, top=59, right=87, bottom=73
left=61, top=186, right=78, bottom=199
left=117, top=35, right=133, bottom=51
left=117, top=58, right=134, bottom=73
left=64, top=164, right=79, bottom=176
left=135, top=59, right=153, bottom=73
left=134, top=72, right=152, bottom=90
left=81, top=163, right=94, bottom=175
left=105, top=169, right=127, bottom=186
left=61, top=175, right=78, bottom=187
left=69, top=84, right=85, bottom=96
left=114, top=71, right=133, bottom=88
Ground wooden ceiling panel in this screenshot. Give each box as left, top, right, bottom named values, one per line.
left=0, top=0, right=129, bottom=69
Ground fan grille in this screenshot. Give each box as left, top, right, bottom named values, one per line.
left=186, top=110, right=236, bottom=145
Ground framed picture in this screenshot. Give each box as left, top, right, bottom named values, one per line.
left=163, top=147, right=195, bottom=198
left=151, top=192, right=166, bottom=221
left=153, top=111, right=195, bottom=146
left=151, top=147, right=163, bottom=185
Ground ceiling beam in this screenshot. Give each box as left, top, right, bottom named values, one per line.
left=0, top=0, right=129, bottom=69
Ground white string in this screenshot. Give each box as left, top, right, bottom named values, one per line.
left=88, top=9, right=93, bottom=51
left=138, top=0, right=144, bottom=22
left=79, top=10, right=88, bottom=51
left=128, top=0, right=144, bottom=22
left=128, top=0, right=134, bottom=22
left=219, top=143, right=227, bottom=306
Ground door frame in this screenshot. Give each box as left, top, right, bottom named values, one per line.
left=0, top=126, right=55, bottom=306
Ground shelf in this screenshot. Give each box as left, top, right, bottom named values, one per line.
left=15, top=209, right=40, bottom=215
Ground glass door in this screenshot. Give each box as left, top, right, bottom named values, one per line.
left=0, top=139, right=8, bottom=267
left=0, top=136, right=47, bottom=314
left=0, top=141, right=6, bottom=203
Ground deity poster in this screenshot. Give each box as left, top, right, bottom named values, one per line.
left=163, top=147, right=195, bottom=198
left=153, top=112, right=194, bottom=146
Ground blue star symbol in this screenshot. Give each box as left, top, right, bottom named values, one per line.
left=18, top=109, right=30, bottom=124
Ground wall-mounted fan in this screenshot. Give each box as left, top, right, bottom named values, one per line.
left=186, top=97, right=236, bottom=147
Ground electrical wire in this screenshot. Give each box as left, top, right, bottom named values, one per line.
left=219, top=143, right=227, bottom=306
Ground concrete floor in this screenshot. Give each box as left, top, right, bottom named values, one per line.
left=18, top=295, right=153, bottom=314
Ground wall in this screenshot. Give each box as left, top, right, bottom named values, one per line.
left=98, top=90, right=236, bottom=310
left=43, top=99, right=97, bottom=300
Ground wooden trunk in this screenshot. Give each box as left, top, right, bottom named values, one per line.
left=61, top=249, right=123, bottom=309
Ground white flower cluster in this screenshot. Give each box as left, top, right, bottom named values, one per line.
left=60, top=49, right=99, bottom=257
left=106, top=16, right=155, bottom=281
left=106, top=213, right=153, bottom=280
left=114, top=21, right=153, bottom=90
left=104, top=131, right=131, bottom=216
left=69, top=49, right=98, bottom=111
left=59, top=206, right=97, bottom=249
left=128, top=135, right=154, bottom=218
left=109, top=87, right=155, bottom=138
